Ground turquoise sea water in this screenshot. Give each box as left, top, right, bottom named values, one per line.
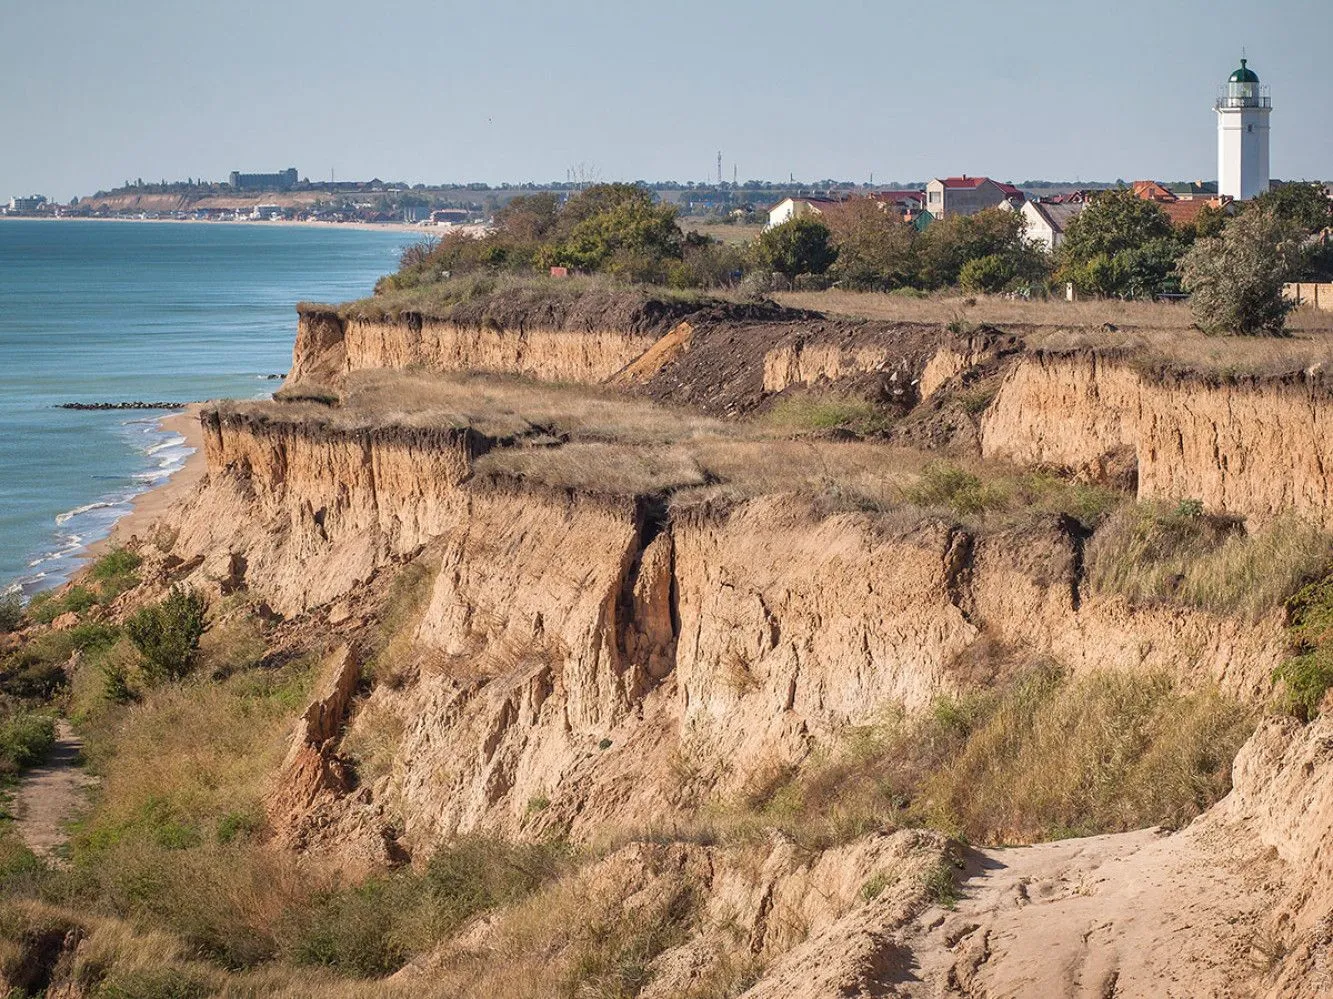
left=0, top=220, right=409, bottom=594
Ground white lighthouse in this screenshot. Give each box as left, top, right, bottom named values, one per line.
left=1216, top=58, right=1271, bottom=200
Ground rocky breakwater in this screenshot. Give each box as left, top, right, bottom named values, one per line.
left=980, top=351, right=1333, bottom=527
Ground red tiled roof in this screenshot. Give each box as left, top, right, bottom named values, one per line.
left=936, top=176, right=1024, bottom=198
left=938, top=176, right=989, bottom=189
left=1158, top=199, right=1226, bottom=227
left=1132, top=180, right=1178, bottom=203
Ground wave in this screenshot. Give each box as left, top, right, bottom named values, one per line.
left=54, top=500, right=118, bottom=526
left=145, top=433, right=186, bottom=456
left=11, top=419, right=197, bottom=595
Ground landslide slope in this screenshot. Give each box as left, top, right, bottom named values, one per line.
left=7, top=285, right=1333, bottom=997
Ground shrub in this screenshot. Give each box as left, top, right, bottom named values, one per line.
left=27, top=585, right=97, bottom=624
left=906, top=462, right=1008, bottom=516
left=1274, top=576, right=1333, bottom=718
left=126, top=588, right=206, bottom=683
left=0, top=592, right=21, bottom=634
left=89, top=548, right=142, bottom=602
left=959, top=253, right=1017, bottom=294
left=756, top=218, right=837, bottom=279
left=0, top=712, right=56, bottom=776
left=1180, top=208, right=1297, bottom=336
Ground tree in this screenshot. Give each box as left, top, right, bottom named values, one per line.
left=756, top=217, right=837, bottom=278
left=916, top=208, right=1044, bottom=290
left=540, top=184, right=682, bottom=273
left=821, top=197, right=917, bottom=289
left=1060, top=190, right=1175, bottom=260
left=126, top=587, right=207, bottom=682
left=1180, top=209, right=1296, bottom=336
left=1057, top=190, right=1180, bottom=297
left=1251, top=183, right=1333, bottom=237
left=959, top=254, right=1018, bottom=294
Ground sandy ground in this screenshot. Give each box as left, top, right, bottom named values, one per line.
left=0, top=216, right=431, bottom=235
left=85, top=404, right=207, bottom=561
left=14, top=720, right=96, bottom=862
left=895, top=824, right=1281, bottom=998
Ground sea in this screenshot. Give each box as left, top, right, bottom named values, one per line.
left=0, top=219, right=410, bottom=595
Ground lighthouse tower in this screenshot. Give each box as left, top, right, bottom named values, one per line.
left=1216, top=58, right=1271, bottom=200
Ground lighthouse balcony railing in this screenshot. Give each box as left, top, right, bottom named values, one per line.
left=1215, top=95, right=1272, bottom=109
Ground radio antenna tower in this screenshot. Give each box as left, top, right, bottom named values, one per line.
left=717, top=151, right=723, bottom=185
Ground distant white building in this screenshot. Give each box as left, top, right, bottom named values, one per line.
left=924, top=176, right=1025, bottom=219
left=765, top=196, right=840, bottom=229
left=1216, top=58, right=1271, bottom=200
left=6, top=195, right=47, bottom=213
left=1018, top=200, right=1085, bottom=252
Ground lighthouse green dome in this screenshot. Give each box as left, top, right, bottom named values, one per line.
left=1229, top=59, right=1259, bottom=83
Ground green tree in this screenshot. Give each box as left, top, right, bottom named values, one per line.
left=1180, top=209, right=1296, bottom=336
left=1251, top=183, right=1333, bottom=237
left=916, top=208, right=1044, bottom=289
left=959, top=254, right=1018, bottom=294
left=822, top=197, right=917, bottom=289
left=1057, top=190, right=1180, bottom=297
left=126, top=587, right=207, bottom=682
left=540, top=184, right=682, bottom=273
left=756, top=217, right=837, bottom=278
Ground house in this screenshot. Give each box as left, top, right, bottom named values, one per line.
left=867, top=190, right=926, bottom=216
left=765, top=196, right=841, bottom=228
left=1019, top=200, right=1085, bottom=252
left=1131, top=180, right=1232, bottom=229
left=924, top=176, right=1025, bottom=219
left=1131, top=180, right=1175, bottom=202
left=6, top=195, right=47, bottom=213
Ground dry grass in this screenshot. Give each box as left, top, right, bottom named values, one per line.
left=775, top=288, right=1333, bottom=332
left=774, top=290, right=1333, bottom=376
left=713, top=664, right=1254, bottom=849
left=1086, top=506, right=1333, bottom=619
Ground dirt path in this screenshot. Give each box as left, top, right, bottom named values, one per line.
left=14, top=720, right=95, bottom=862
left=899, top=824, right=1282, bottom=997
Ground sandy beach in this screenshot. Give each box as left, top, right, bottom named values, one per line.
left=83, top=404, right=208, bottom=561
left=0, top=215, right=430, bottom=236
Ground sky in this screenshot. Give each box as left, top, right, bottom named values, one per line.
left=3, top=0, right=1330, bottom=201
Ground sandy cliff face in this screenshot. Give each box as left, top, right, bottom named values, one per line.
left=172, top=409, right=479, bottom=614
left=982, top=353, right=1333, bottom=526
left=309, top=486, right=1282, bottom=858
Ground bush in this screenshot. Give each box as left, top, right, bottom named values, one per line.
left=756, top=218, right=837, bottom=279
left=958, top=253, right=1017, bottom=294
left=89, top=548, right=142, bottom=602
left=1275, top=576, right=1333, bottom=718
left=0, top=592, right=21, bottom=634
left=906, top=462, right=1008, bottom=516
left=126, top=588, right=206, bottom=683
left=0, top=711, right=56, bottom=776
left=1180, top=208, right=1297, bottom=335
left=28, top=585, right=97, bottom=624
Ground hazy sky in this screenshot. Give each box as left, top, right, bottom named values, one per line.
left=4, top=0, right=1330, bottom=201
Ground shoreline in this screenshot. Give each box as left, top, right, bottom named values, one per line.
left=0, top=215, right=435, bottom=236
left=81, top=404, right=208, bottom=565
